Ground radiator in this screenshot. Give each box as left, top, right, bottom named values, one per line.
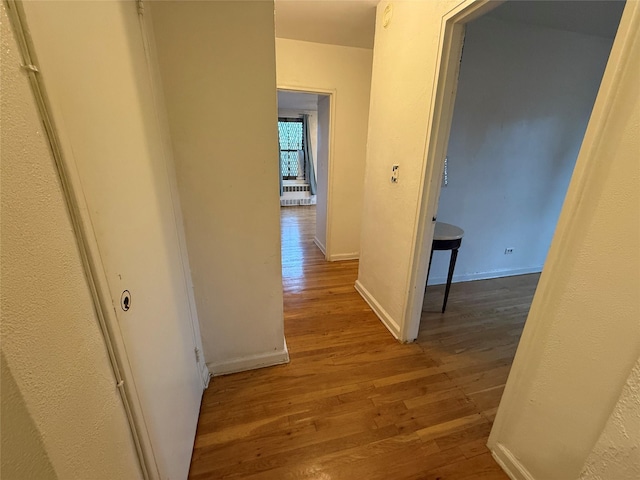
left=281, top=197, right=316, bottom=206
left=282, top=184, right=310, bottom=193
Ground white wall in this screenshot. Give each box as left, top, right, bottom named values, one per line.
left=357, top=0, right=462, bottom=337
left=579, top=358, right=640, bottom=480
left=1, top=353, right=57, bottom=480
left=428, top=15, right=614, bottom=285
left=150, top=1, right=288, bottom=374
left=488, top=3, right=640, bottom=478
left=276, top=38, right=373, bottom=260
left=0, top=5, right=142, bottom=477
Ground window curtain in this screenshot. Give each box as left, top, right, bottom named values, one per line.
left=302, top=114, right=317, bottom=195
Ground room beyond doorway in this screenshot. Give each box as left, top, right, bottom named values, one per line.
left=277, top=89, right=331, bottom=260
left=419, top=0, right=623, bottom=333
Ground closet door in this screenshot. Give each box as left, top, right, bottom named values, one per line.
left=22, top=2, right=204, bottom=478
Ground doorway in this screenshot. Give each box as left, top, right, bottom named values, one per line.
left=406, top=0, right=625, bottom=341
left=277, top=89, right=332, bottom=263
left=421, top=1, right=624, bottom=322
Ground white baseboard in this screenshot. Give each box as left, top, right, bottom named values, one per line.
left=329, top=252, right=359, bottom=261
left=312, top=237, right=358, bottom=262
left=354, top=280, right=401, bottom=340
left=313, top=236, right=326, bottom=257
left=491, top=443, right=535, bottom=480
left=208, top=344, right=290, bottom=377
left=427, top=266, right=542, bottom=286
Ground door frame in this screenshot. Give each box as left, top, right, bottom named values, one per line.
left=403, top=0, right=636, bottom=341
left=487, top=2, right=639, bottom=475
left=401, top=0, right=501, bottom=342
left=277, top=85, right=336, bottom=261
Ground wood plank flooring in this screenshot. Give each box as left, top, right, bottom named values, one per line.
left=188, top=206, right=539, bottom=479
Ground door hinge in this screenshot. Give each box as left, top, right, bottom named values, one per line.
left=195, top=348, right=200, bottom=363
left=136, top=0, right=144, bottom=16
left=21, top=63, right=39, bottom=73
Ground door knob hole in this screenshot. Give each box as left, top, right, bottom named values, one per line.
left=121, top=290, right=131, bottom=311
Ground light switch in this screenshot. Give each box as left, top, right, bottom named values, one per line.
left=391, top=164, right=399, bottom=183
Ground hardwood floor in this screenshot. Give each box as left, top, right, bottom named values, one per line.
left=188, top=206, right=539, bottom=479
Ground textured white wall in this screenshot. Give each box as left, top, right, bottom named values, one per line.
left=1, top=353, right=57, bottom=480
left=0, top=5, right=142, bottom=478
left=276, top=38, right=373, bottom=259
left=489, top=3, right=640, bottom=478
left=429, top=15, right=613, bottom=285
left=579, top=358, right=640, bottom=480
left=357, top=0, right=461, bottom=334
left=150, top=1, right=287, bottom=373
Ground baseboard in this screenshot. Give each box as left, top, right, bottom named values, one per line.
left=491, top=443, right=535, bottom=480
left=329, top=252, right=359, bottom=261
left=354, top=280, right=401, bottom=340
left=313, top=237, right=326, bottom=256
left=427, top=266, right=542, bottom=286
left=312, top=239, right=358, bottom=262
left=208, top=344, right=290, bottom=377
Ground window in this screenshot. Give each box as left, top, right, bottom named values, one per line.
left=278, top=118, right=304, bottom=180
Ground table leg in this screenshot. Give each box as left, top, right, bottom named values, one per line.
left=426, top=248, right=434, bottom=290
left=442, top=248, right=458, bottom=313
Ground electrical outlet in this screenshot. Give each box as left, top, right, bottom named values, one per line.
left=504, top=248, right=514, bottom=255
left=391, top=164, right=399, bottom=183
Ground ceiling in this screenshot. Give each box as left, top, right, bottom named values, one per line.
left=275, top=0, right=378, bottom=49
left=278, top=91, right=320, bottom=111
left=487, top=1, right=625, bottom=39
left=274, top=0, right=625, bottom=51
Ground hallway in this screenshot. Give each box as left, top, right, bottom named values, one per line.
left=188, top=206, right=536, bottom=479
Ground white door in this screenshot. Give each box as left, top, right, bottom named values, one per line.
left=22, top=2, right=204, bottom=478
